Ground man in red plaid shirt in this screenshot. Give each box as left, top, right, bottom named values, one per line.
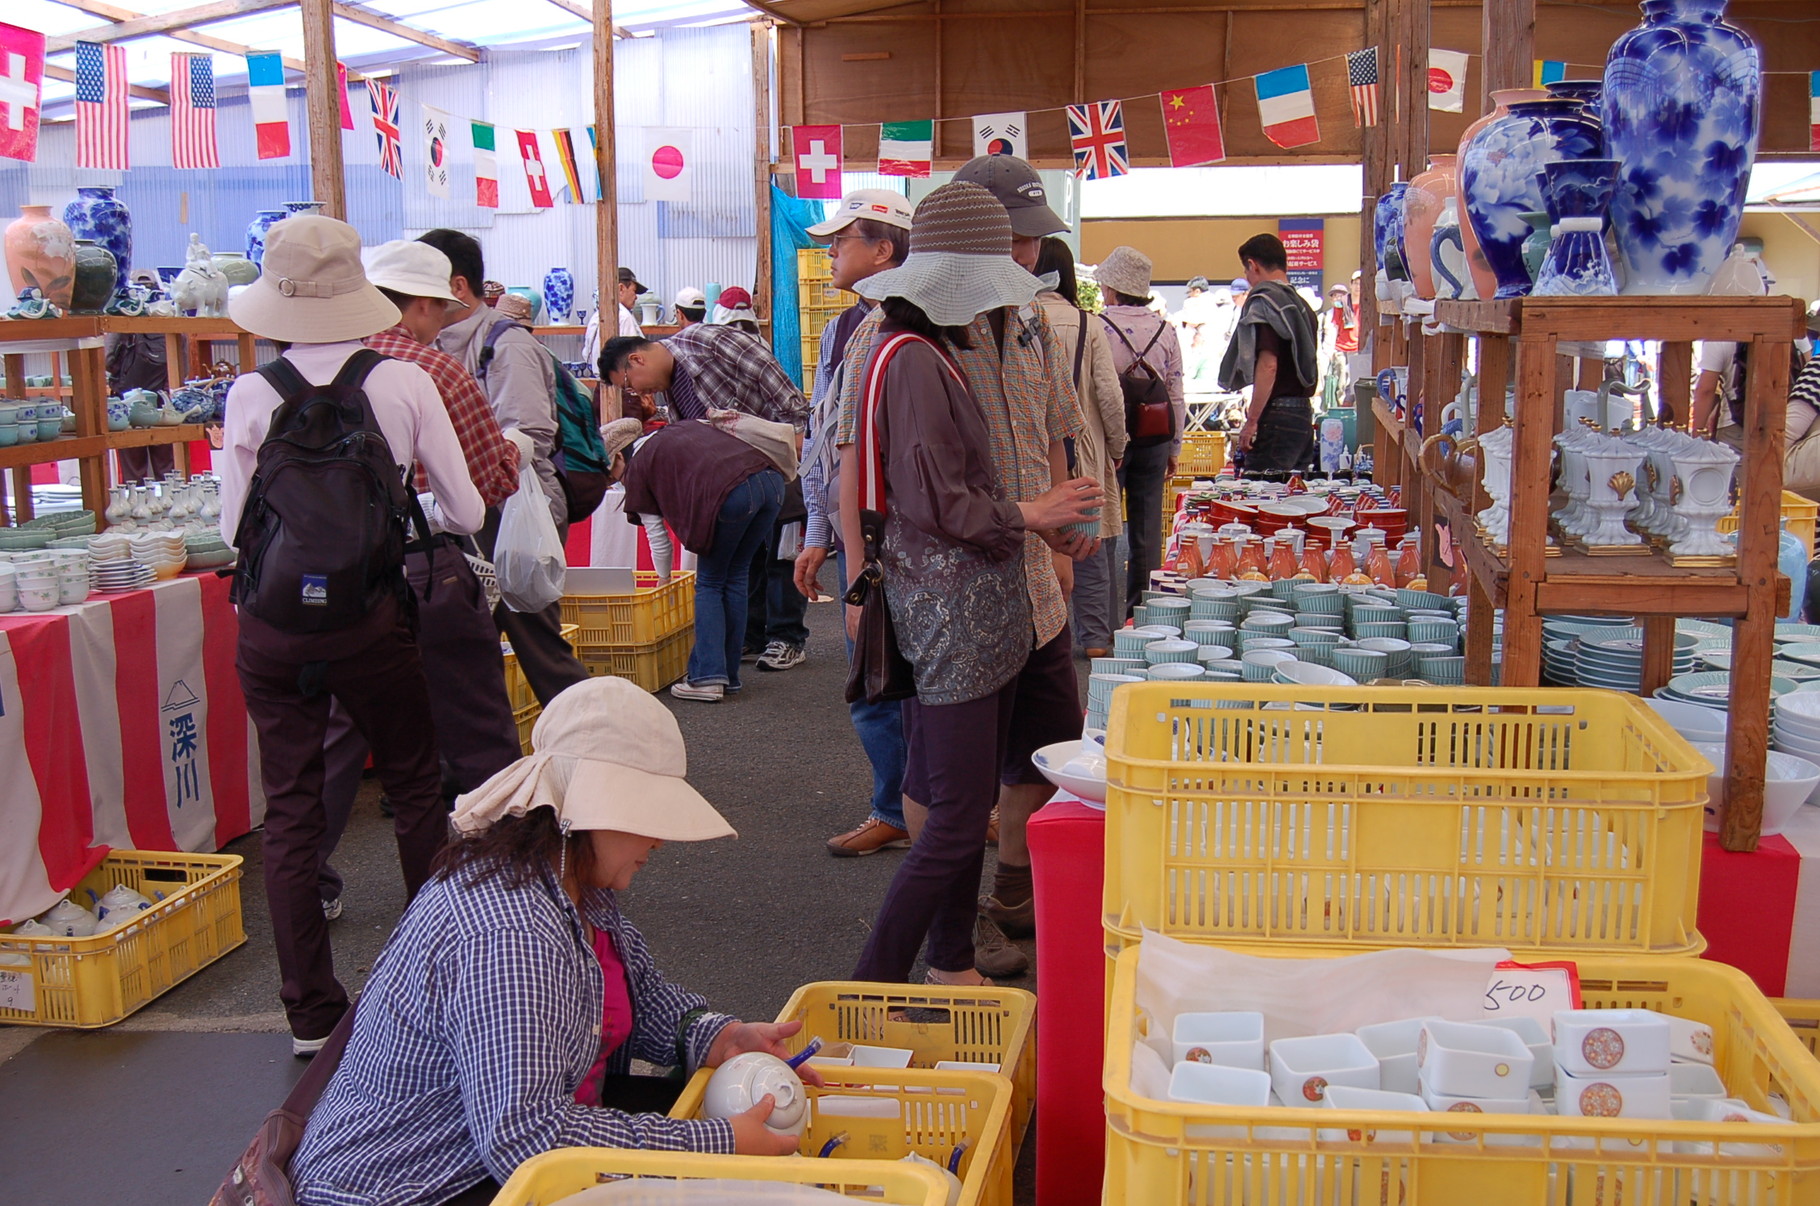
left=313, top=240, right=527, bottom=921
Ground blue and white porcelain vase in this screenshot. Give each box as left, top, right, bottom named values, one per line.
left=246, top=209, right=286, bottom=265
left=62, top=186, right=131, bottom=296
left=1534, top=160, right=1622, bottom=296
left=1460, top=98, right=1603, bottom=299
left=542, top=267, right=574, bottom=324
left=284, top=200, right=326, bottom=218
left=1545, top=79, right=1605, bottom=116
left=1602, top=0, right=1761, bottom=295
left=1373, top=184, right=1412, bottom=284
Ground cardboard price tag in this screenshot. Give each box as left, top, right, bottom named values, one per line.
left=1482, top=960, right=1581, bottom=1023
left=0, top=968, right=36, bottom=1014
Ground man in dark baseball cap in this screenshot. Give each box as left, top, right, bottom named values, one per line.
left=953, top=155, right=1067, bottom=271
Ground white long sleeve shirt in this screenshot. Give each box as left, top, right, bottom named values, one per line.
left=217, top=341, right=485, bottom=547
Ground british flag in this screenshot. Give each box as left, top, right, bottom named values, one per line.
left=1066, top=100, right=1127, bottom=181
left=367, top=77, right=401, bottom=178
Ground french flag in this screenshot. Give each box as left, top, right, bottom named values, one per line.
left=1256, top=64, right=1320, bottom=150
left=246, top=51, right=289, bottom=159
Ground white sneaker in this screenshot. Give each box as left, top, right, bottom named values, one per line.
left=670, top=681, right=725, bottom=702
left=292, top=1033, right=330, bottom=1058
left=756, top=641, right=807, bottom=672
left=322, top=897, right=343, bottom=921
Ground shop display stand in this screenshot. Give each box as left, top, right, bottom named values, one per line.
left=0, top=317, right=221, bottom=524
left=1421, top=295, right=1804, bottom=851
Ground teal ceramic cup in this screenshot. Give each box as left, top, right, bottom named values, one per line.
left=1353, top=620, right=1407, bottom=641
left=1092, top=657, right=1145, bottom=676
left=1144, top=639, right=1200, bottom=665
left=1407, top=619, right=1459, bottom=647
left=1332, top=648, right=1388, bottom=681
left=1147, top=663, right=1205, bottom=681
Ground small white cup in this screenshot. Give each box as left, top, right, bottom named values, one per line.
left=1268, top=1033, right=1379, bottom=1104
left=1554, top=1065, right=1672, bottom=1119
left=1417, top=1020, right=1535, bottom=1099
left=1356, top=1016, right=1440, bottom=1096
left=1553, top=1008, right=1672, bottom=1076
left=1172, top=1011, right=1265, bottom=1070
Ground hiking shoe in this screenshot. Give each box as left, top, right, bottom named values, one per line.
left=756, top=641, right=807, bottom=672
left=827, top=817, right=912, bottom=857
left=670, top=681, right=725, bottom=702
left=322, top=896, right=343, bottom=922
left=973, top=914, right=1029, bottom=978
left=982, top=892, right=1035, bottom=939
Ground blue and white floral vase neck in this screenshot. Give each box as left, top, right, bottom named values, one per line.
left=542, top=267, right=574, bottom=325
left=1544, top=79, right=1605, bottom=117
left=284, top=200, right=326, bottom=217
left=1602, top=0, right=1761, bottom=295
left=1461, top=97, right=1602, bottom=299
left=1534, top=160, right=1622, bottom=296
left=62, top=186, right=131, bottom=297
left=246, top=209, right=286, bottom=265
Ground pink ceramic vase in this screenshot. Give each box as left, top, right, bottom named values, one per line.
left=5, top=205, right=77, bottom=309
left=1404, top=155, right=1458, bottom=300
left=1455, top=90, right=1546, bottom=303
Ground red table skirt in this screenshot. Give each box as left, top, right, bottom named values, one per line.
left=0, top=571, right=262, bottom=924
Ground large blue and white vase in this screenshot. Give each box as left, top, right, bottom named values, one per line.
left=1373, top=184, right=1412, bottom=284
left=1602, top=0, right=1761, bottom=295
left=1460, top=98, right=1604, bottom=299
left=1534, top=160, right=1622, bottom=296
left=246, top=209, right=286, bottom=265
left=61, top=186, right=131, bottom=296
left=542, top=267, right=574, bottom=324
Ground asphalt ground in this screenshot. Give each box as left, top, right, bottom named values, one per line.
left=0, top=580, right=1064, bottom=1204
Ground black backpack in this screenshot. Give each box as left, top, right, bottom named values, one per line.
left=230, top=349, right=430, bottom=633
left=1102, top=318, right=1174, bottom=447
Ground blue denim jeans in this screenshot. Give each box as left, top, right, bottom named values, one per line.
left=687, top=469, right=785, bottom=689
left=837, top=547, right=908, bottom=829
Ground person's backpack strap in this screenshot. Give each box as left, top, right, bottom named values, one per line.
left=853, top=331, right=963, bottom=517
left=256, top=348, right=389, bottom=436
left=1071, top=318, right=1087, bottom=392
left=475, top=318, right=522, bottom=383
left=1100, top=316, right=1166, bottom=377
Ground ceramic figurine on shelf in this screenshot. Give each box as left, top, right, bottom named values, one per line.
left=172, top=234, right=229, bottom=318
left=5, top=288, right=63, bottom=320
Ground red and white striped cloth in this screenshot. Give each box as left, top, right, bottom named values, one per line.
left=0, top=573, right=262, bottom=925
left=73, top=41, right=128, bottom=170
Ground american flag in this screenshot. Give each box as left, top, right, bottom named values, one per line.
left=74, top=41, right=128, bottom=169
left=170, top=53, right=219, bottom=168
left=1066, top=100, right=1128, bottom=181
left=367, top=77, right=402, bottom=178
left=1347, top=47, right=1380, bottom=128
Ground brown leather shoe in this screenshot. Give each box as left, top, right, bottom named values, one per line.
left=972, top=915, right=1029, bottom=978
left=982, top=892, right=1036, bottom=939
left=826, top=817, right=912, bottom=857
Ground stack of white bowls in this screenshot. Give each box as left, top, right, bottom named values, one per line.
left=129, top=532, right=187, bottom=580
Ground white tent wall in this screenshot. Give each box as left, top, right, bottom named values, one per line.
left=0, top=23, right=760, bottom=314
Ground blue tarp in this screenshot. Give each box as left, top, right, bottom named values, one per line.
left=770, top=185, right=827, bottom=388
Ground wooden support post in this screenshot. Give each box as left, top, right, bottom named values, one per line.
left=1399, top=0, right=1431, bottom=175
left=299, top=0, right=346, bottom=219
left=593, top=0, right=618, bottom=391
left=1640, top=615, right=1676, bottom=696
left=752, top=23, right=774, bottom=329
left=1501, top=335, right=1554, bottom=688
left=1481, top=0, right=1537, bottom=115
left=1360, top=0, right=1390, bottom=344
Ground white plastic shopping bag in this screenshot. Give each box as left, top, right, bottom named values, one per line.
left=494, top=462, right=566, bottom=612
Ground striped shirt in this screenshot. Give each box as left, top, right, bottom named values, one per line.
left=837, top=304, right=1083, bottom=646
left=292, top=865, right=737, bottom=1206
left=365, top=325, right=521, bottom=509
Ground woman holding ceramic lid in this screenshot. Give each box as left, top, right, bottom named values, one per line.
left=291, top=677, right=815, bottom=1206
left=841, top=182, right=1102, bottom=988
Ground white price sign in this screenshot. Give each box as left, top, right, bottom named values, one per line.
left=1482, top=960, right=1581, bottom=1023
left=0, top=968, right=35, bottom=1013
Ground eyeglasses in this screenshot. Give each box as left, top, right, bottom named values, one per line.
left=827, top=234, right=875, bottom=249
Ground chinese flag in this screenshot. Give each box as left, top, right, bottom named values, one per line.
left=1160, top=85, right=1225, bottom=167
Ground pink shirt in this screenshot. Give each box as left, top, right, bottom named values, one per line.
left=573, top=925, right=636, bottom=1106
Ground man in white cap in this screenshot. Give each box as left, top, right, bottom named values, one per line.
left=797, top=188, right=915, bottom=859
left=216, top=215, right=485, bottom=1057
left=311, top=240, right=528, bottom=923
left=673, top=286, right=707, bottom=328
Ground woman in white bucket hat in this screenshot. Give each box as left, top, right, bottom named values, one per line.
left=291, top=677, right=814, bottom=1205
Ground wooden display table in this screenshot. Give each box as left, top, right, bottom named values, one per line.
left=1428, top=295, right=1806, bottom=851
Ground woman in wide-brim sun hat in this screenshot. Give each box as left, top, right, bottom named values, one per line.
left=290, top=676, right=817, bottom=1206
left=844, top=181, right=1101, bottom=990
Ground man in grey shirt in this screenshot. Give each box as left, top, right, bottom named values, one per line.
left=420, top=228, right=588, bottom=706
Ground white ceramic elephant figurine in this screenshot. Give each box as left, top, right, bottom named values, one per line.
left=172, top=262, right=228, bottom=317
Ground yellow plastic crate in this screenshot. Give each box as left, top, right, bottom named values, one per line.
left=0, top=852, right=244, bottom=1028
left=797, top=246, right=832, bottom=282
left=559, top=570, right=693, bottom=650
left=1774, top=998, right=1820, bottom=1059
left=1719, top=489, right=1818, bottom=557
left=493, top=1148, right=953, bottom=1205
left=775, top=981, right=1038, bottom=1150
left=1104, top=943, right=1820, bottom=1206
left=1177, top=430, right=1229, bottom=477
left=580, top=627, right=691, bottom=692
left=504, top=625, right=578, bottom=754
left=1104, top=684, right=1711, bottom=955
left=671, top=1066, right=1014, bottom=1206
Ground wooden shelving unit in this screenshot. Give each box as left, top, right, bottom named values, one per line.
left=1414, top=295, right=1806, bottom=851
left=0, top=316, right=238, bottom=524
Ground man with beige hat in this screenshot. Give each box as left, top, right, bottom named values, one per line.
left=216, top=214, right=485, bottom=1057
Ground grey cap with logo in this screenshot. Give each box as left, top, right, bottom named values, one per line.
left=953, top=155, right=1068, bottom=238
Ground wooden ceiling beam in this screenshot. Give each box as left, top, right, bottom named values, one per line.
left=42, top=60, right=170, bottom=102
left=538, top=0, right=633, bottom=35
left=330, top=2, right=481, bottom=61
left=46, top=0, right=301, bottom=52
left=39, top=0, right=318, bottom=76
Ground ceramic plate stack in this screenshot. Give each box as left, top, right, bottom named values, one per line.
left=183, top=532, right=236, bottom=571
left=129, top=532, right=187, bottom=580
left=1660, top=670, right=1798, bottom=711
left=1771, top=692, right=1820, bottom=771
left=1570, top=630, right=1700, bottom=692
left=90, top=559, right=154, bottom=593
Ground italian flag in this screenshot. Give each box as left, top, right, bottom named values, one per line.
left=1811, top=70, right=1819, bottom=153
left=877, top=120, right=932, bottom=178
left=473, top=119, right=499, bottom=208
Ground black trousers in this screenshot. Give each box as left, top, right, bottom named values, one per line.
left=477, top=505, right=589, bottom=707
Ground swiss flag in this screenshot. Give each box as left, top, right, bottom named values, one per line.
left=0, top=23, right=45, bottom=163
left=792, top=124, right=844, bottom=201
left=517, top=129, right=554, bottom=209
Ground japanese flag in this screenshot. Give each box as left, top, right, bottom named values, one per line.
left=644, top=128, right=693, bottom=203
left=1428, top=49, right=1470, bottom=113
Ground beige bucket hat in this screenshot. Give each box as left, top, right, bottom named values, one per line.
left=450, top=676, right=736, bottom=842
left=1095, top=245, right=1154, bottom=300
left=229, top=215, right=400, bottom=343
